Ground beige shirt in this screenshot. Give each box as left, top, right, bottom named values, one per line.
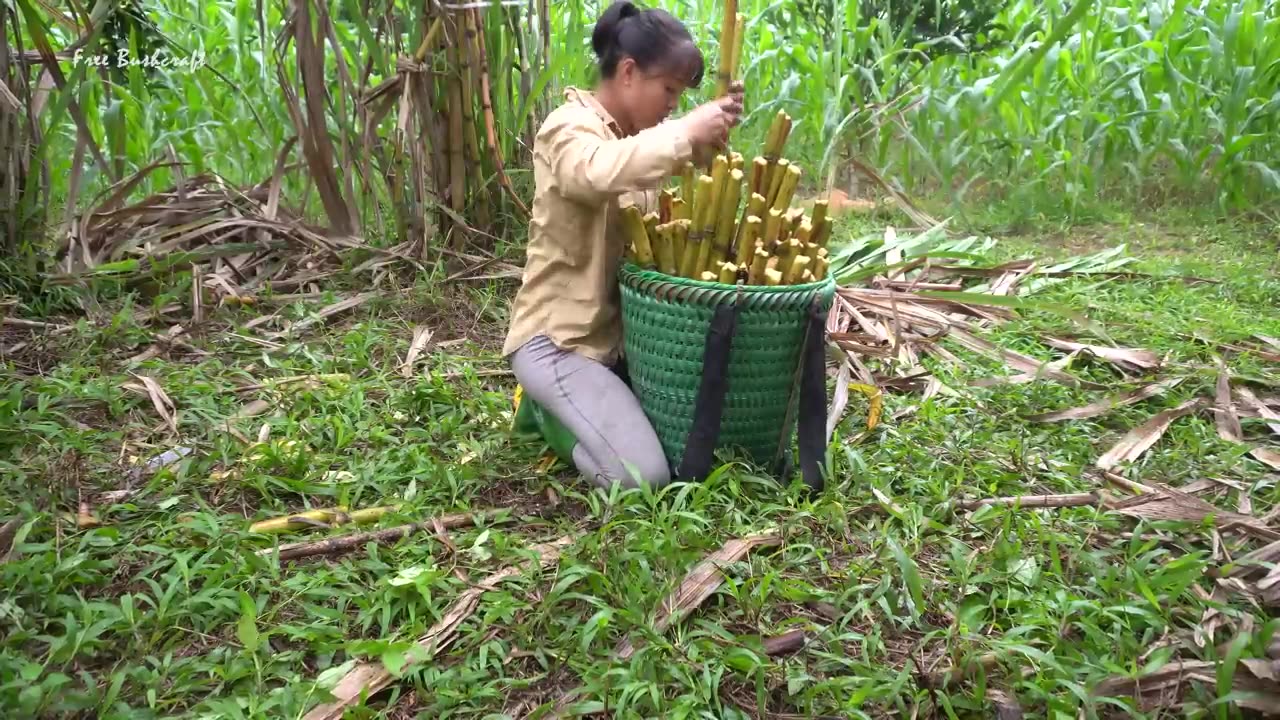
left=502, top=87, right=695, bottom=365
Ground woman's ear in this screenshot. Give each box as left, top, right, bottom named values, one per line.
left=616, top=56, right=637, bottom=86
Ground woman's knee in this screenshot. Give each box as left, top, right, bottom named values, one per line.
left=593, top=450, right=671, bottom=490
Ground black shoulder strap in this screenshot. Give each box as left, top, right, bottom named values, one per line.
left=795, top=298, right=829, bottom=493
left=677, top=299, right=741, bottom=481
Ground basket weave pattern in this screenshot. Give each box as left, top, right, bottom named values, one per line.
left=618, top=263, right=836, bottom=469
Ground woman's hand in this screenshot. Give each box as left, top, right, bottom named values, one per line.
left=680, top=84, right=745, bottom=151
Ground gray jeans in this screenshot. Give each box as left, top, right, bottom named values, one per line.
left=509, top=335, right=671, bottom=490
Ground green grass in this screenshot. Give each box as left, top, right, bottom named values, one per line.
left=3, top=213, right=1278, bottom=719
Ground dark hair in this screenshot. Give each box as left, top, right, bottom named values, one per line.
left=591, top=1, right=704, bottom=87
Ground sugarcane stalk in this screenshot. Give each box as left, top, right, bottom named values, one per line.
left=671, top=197, right=688, bottom=222
left=764, top=267, right=783, bottom=286
left=697, top=161, right=728, bottom=272
left=734, top=215, right=763, bottom=267
left=772, top=163, right=802, bottom=212
left=748, top=245, right=770, bottom=284
left=672, top=219, right=690, bottom=274
left=711, top=168, right=743, bottom=266
left=644, top=211, right=659, bottom=242
left=654, top=223, right=678, bottom=276
left=681, top=177, right=714, bottom=277
left=249, top=505, right=401, bottom=534
left=713, top=0, right=739, bottom=99
left=764, top=208, right=784, bottom=247
left=686, top=226, right=706, bottom=278
left=785, top=254, right=812, bottom=284
left=814, top=255, right=830, bottom=280
left=659, top=190, right=674, bottom=223
left=796, top=220, right=815, bottom=246
left=765, top=158, right=790, bottom=208
left=733, top=190, right=767, bottom=253
left=762, top=112, right=786, bottom=161
left=801, top=269, right=816, bottom=284
left=718, top=261, right=738, bottom=284
left=622, top=205, right=655, bottom=268
left=749, top=157, right=769, bottom=197
left=730, top=152, right=744, bottom=173
left=700, top=270, right=718, bottom=282
left=776, top=237, right=803, bottom=278
left=681, top=161, right=696, bottom=204
left=760, top=111, right=789, bottom=189
left=744, top=192, right=767, bottom=223
left=707, top=155, right=730, bottom=228
left=786, top=207, right=805, bottom=235
left=810, top=198, right=829, bottom=246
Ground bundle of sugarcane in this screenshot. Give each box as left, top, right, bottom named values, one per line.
left=623, top=110, right=834, bottom=287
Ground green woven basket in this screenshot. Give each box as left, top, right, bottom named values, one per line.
left=618, top=263, right=837, bottom=472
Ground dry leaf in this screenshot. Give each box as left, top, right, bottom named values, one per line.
left=1252, top=448, right=1280, bottom=471
left=1043, top=337, right=1161, bottom=371
left=1108, top=485, right=1279, bottom=541
left=826, top=361, right=852, bottom=443
left=399, top=325, right=434, bottom=378
left=1091, top=660, right=1214, bottom=711
left=948, top=328, right=1101, bottom=389
left=129, top=374, right=178, bottom=433
left=1238, top=387, right=1280, bottom=439
left=1028, top=378, right=1182, bottom=423
left=1216, top=359, right=1244, bottom=442
left=269, top=292, right=378, bottom=339
left=1095, top=398, right=1207, bottom=470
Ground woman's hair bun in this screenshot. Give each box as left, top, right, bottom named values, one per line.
left=591, top=1, right=641, bottom=59
left=589, top=0, right=703, bottom=86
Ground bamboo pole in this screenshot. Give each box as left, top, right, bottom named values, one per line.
left=445, top=15, right=466, bottom=221
left=470, top=9, right=529, bottom=218
left=459, top=10, right=488, bottom=225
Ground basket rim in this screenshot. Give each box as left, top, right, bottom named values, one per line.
left=619, top=262, right=835, bottom=295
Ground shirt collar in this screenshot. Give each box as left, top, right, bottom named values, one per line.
left=564, top=86, right=625, bottom=138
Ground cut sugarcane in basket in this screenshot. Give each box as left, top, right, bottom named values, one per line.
left=622, top=108, right=833, bottom=287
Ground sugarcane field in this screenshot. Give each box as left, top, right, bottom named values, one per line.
left=4, top=0, right=1280, bottom=717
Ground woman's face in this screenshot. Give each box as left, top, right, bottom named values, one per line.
left=613, top=57, right=690, bottom=133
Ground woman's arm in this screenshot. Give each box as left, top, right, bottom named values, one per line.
left=538, top=111, right=693, bottom=204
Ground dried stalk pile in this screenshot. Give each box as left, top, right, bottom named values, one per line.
left=49, top=162, right=413, bottom=298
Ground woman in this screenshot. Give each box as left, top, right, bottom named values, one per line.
left=504, top=0, right=745, bottom=490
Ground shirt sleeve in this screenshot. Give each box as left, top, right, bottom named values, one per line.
left=537, top=110, right=694, bottom=204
